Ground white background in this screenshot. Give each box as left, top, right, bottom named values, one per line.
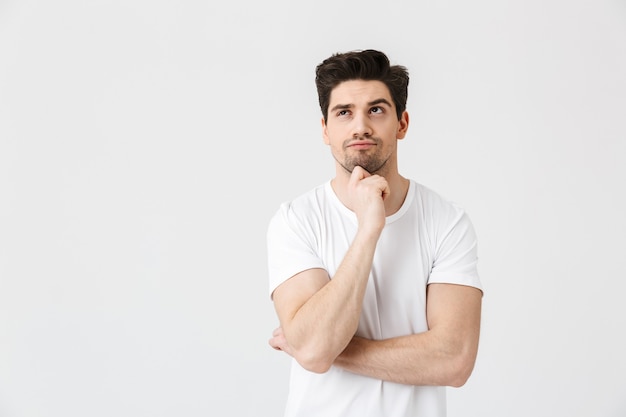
left=1, top=1, right=625, bottom=416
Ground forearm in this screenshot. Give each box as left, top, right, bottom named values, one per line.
left=334, top=332, right=478, bottom=387
left=283, top=229, right=380, bottom=372
left=273, top=168, right=392, bottom=372
left=333, top=283, right=482, bottom=386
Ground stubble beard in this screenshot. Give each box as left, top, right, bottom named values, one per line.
left=335, top=136, right=390, bottom=175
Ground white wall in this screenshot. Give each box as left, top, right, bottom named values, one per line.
left=1, top=1, right=625, bottom=416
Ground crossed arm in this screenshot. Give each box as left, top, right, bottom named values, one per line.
left=270, top=225, right=381, bottom=374
left=332, top=283, right=482, bottom=387
left=270, top=271, right=482, bottom=387
left=268, top=168, right=483, bottom=386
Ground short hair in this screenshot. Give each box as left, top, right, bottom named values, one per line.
left=315, top=49, right=409, bottom=122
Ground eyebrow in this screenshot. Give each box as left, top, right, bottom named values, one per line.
left=330, top=98, right=393, bottom=113
left=368, top=98, right=393, bottom=107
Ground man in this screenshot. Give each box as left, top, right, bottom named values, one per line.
left=267, top=49, right=483, bottom=417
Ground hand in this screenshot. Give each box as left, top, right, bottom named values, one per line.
left=347, top=166, right=389, bottom=233
left=269, top=327, right=294, bottom=357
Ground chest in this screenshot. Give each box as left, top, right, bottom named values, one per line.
left=319, top=215, right=434, bottom=339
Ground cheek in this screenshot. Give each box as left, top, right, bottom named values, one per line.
left=324, top=128, right=343, bottom=147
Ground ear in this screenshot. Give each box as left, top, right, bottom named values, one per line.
left=321, top=117, right=330, bottom=145
left=396, top=111, right=409, bottom=140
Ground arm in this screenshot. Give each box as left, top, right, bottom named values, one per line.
left=334, top=283, right=482, bottom=387
left=269, top=167, right=388, bottom=373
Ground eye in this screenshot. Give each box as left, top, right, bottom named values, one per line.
left=337, top=109, right=350, bottom=117
left=370, top=106, right=384, bottom=114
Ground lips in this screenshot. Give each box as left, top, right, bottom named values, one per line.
left=347, top=141, right=376, bottom=149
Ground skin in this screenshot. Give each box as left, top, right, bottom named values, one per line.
left=269, top=79, right=482, bottom=387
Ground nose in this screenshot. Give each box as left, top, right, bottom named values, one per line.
left=352, top=113, right=372, bottom=138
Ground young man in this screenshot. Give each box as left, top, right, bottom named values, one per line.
left=267, top=49, right=483, bottom=417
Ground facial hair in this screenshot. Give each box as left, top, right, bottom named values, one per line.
left=335, top=136, right=390, bottom=175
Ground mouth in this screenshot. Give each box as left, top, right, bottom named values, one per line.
left=347, top=141, right=376, bottom=150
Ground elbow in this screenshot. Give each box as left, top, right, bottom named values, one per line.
left=294, top=349, right=335, bottom=374
left=299, top=359, right=333, bottom=374
left=448, top=368, right=472, bottom=388
left=446, top=353, right=477, bottom=388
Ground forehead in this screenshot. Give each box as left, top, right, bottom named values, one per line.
left=329, top=80, right=393, bottom=106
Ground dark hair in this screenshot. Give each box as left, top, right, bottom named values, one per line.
left=315, top=49, right=409, bottom=122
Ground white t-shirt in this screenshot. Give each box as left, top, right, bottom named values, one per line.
left=267, top=180, right=482, bottom=417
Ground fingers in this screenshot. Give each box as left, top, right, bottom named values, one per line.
left=380, top=180, right=391, bottom=201
left=346, top=166, right=389, bottom=233
left=349, top=165, right=390, bottom=199
left=269, top=337, right=282, bottom=351
left=269, top=327, right=286, bottom=351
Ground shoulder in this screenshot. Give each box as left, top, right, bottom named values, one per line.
left=284, top=182, right=329, bottom=213
left=410, top=180, right=466, bottom=216
left=407, top=180, right=476, bottom=239
left=268, top=182, right=330, bottom=231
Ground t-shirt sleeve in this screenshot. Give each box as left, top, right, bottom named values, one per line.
left=266, top=203, right=326, bottom=299
left=428, top=204, right=482, bottom=292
